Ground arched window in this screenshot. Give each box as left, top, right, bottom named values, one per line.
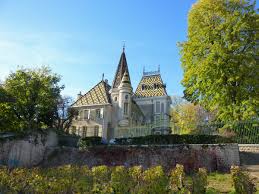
left=125, top=95, right=128, bottom=100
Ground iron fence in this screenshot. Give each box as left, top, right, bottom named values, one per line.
left=196, top=121, right=259, bottom=144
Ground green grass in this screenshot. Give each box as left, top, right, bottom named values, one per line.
left=205, top=172, right=259, bottom=194
left=207, top=172, right=234, bottom=193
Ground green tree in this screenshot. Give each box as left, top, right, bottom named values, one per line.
left=180, top=0, right=258, bottom=122
left=0, top=66, right=63, bottom=131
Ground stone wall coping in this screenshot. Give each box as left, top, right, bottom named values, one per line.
left=238, top=144, right=259, bottom=147
left=106, top=143, right=239, bottom=148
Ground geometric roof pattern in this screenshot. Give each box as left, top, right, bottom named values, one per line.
left=72, top=80, right=111, bottom=106
left=134, top=74, right=168, bottom=98
left=112, top=49, right=130, bottom=88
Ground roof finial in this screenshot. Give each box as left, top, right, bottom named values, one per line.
left=158, top=65, right=160, bottom=73
left=143, top=66, right=145, bottom=75
left=122, top=41, right=126, bottom=52
left=102, top=73, right=104, bottom=81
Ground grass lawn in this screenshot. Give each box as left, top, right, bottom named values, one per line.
left=205, top=172, right=259, bottom=194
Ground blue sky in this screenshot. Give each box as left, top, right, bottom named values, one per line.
left=0, top=0, right=197, bottom=98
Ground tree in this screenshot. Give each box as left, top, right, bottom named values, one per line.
left=53, top=96, right=78, bottom=132
left=0, top=66, right=64, bottom=131
left=170, top=96, right=215, bottom=134
left=180, top=0, right=258, bottom=122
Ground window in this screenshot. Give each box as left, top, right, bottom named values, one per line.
left=82, top=126, right=87, bottom=138
left=114, top=97, right=117, bottom=101
left=94, top=126, right=99, bottom=136
left=125, top=95, right=128, bottom=100
left=71, top=126, right=76, bottom=134
left=124, top=102, right=129, bottom=115
left=96, top=109, right=101, bottom=119
left=79, top=110, right=84, bottom=120
left=161, top=103, right=164, bottom=113
left=84, top=109, right=89, bottom=120
left=156, top=101, right=160, bottom=113
left=142, top=85, right=145, bottom=90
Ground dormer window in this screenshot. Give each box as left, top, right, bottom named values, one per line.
left=142, top=84, right=145, bottom=90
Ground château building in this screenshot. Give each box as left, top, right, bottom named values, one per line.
left=70, top=48, right=172, bottom=141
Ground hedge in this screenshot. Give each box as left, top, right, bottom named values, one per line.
left=114, top=134, right=234, bottom=145
left=78, top=136, right=103, bottom=149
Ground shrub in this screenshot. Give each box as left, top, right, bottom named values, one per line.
left=74, top=166, right=93, bottom=193
left=92, top=165, right=112, bottom=193
left=111, top=166, right=131, bottom=194
left=192, top=168, right=207, bottom=194
left=128, top=166, right=143, bottom=193
left=78, top=136, right=102, bottom=149
left=140, top=166, right=169, bottom=194
left=170, top=164, right=188, bottom=193
left=115, top=134, right=233, bottom=145
left=231, top=165, right=256, bottom=194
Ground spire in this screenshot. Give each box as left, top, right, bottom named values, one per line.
left=119, top=70, right=132, bottom=89
left=112, top=49, right=130, bottom=88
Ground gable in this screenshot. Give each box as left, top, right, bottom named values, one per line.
left=72, top=81, right=111, bottom=107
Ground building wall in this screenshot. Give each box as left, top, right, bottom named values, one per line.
left=70, top=104, right=112, bottom=140
left=134, top=96, right=171, bottom=123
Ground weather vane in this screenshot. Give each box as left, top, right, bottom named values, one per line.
left=122, top=40, right=126, bottom=52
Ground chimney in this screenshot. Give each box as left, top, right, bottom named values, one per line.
left=77, top=91, right=82, bottom=99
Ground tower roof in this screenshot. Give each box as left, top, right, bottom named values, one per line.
left=112, top=49, right=130, bottom=88
left=134, top=74, right=168, bottom=98
left=119, top=70, right=132, bottom=89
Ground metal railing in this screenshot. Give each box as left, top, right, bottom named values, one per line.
left=193, top=121, right=259, bottom=144
left=114, top=115, right=171, bottom=138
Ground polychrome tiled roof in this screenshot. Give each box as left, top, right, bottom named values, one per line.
left=72, top=81, right=111, bottom=106
left=112, top=51, right=130, bottom=88
left=134, top=74, right=167, bottom=98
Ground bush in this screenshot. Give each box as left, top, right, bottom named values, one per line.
left=192, top=168, right=207, bottom=194
left=170, top=164, right=188, bottom=193
left=92, top=165, right=112, bottom=193
left=115, top=134, right=233, bottom=145
left=111, top=166, right=132, bottom=194
left=0, top=165, right=254, bottom=193
left=231, top=165, right=256, bottom=194
left=128, top=166, right=143, bottom=193
left=78, top=136, right=103, bottom=149
left=141, top=166, right=169, bottom=194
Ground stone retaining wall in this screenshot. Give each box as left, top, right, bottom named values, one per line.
left=0, top=131, right=57, bottom=167
left=42, top=144, right=240, bottom=172
left=239, top=144, right=259, bottom=166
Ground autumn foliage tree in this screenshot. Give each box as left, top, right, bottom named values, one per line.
left=180, top=0, right=258, bottom=122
